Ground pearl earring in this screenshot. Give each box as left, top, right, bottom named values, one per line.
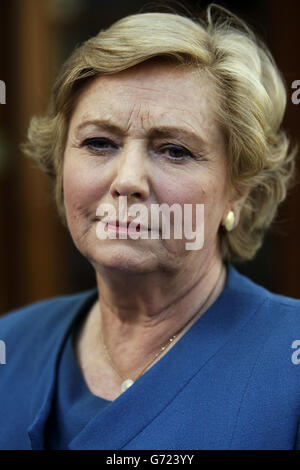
left=224, top=210, right=235, bottom=231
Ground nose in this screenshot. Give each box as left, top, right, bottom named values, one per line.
left=109, top=142, right=150, bottom=202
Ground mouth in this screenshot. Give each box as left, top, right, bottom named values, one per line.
left=98, top=219, right=160, bottom=236
left=109, top=220, right=143, bottom=234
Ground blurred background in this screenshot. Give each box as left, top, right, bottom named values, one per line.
left=0, top=0, right=299, bottom=315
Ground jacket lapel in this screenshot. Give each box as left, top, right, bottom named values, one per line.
left=27, top=289, right=98, bottom=450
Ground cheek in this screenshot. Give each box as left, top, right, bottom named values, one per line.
left=62, top=159, right=102, bottom=246
left=152, top=173, right=206, bottom=241
left=152, top=171, right=206, bottom=206
left=153, top=170, right=224, bottom=214
left=63, top=157, right=103, bottom=220
left=154, top=171, right=227, bottom=240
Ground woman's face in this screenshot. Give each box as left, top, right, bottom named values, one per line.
left=63, top=61, right=233, bottom=275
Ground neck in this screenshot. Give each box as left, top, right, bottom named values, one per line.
left=91, top=254, right=227, bottom=375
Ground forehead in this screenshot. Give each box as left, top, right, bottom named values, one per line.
left=69, top=61, right=220, bottom=138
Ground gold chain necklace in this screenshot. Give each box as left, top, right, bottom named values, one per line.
left=100, top=306, right=203, bottom=393
left=99, top=265, right=225, bottom=393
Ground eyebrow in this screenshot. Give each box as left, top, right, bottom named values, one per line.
left=75, top=119, right=124, bottom=136
left=74, top=119, right=207, bottom=149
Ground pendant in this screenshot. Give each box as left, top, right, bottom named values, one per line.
left=121, top=378, right=134, bottom=392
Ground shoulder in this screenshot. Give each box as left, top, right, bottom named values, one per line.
left=226, top=266, right=300, bottom=377
left=0, top=288, right=98, bottom=341
left=224, top=265, right=300, bottom=362
left=222, top=268, right=300, bottom=439
left=227, top=264, right=300, bottom=317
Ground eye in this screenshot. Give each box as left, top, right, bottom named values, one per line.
left=160, top=145, right=195, bottom=161
left=81, top=137, right=118, bottom=153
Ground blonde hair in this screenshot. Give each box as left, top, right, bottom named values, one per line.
left=22, top=4, right=297, bottom=262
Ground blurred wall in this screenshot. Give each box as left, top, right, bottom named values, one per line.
left=0, top=0, right=299, bottom=316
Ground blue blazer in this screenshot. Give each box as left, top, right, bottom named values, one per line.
left=0, top=265, right=300, bottom=450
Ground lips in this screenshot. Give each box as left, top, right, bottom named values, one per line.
left=116, top=220, right=142, bottom=232
left=99, top=218, right=160, bottom=234
left=106, top=220, right=150, bottom=232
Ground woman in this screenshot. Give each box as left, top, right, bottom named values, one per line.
left=0, top=6, right=299, bottom=450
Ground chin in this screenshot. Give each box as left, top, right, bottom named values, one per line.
left=86, top=242, right=160, bottom=274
